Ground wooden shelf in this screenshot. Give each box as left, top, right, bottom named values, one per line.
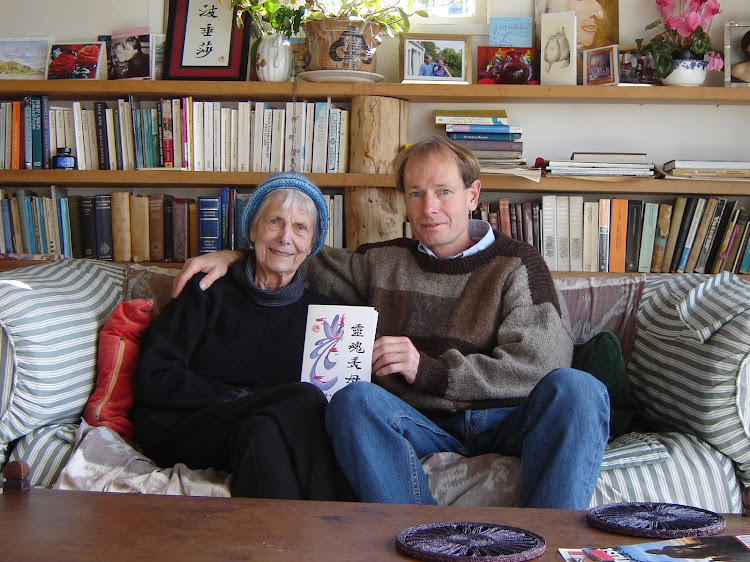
left=2, top=80, right=749, bottom=105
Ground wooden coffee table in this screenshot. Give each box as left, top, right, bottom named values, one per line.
left=1, top=489, right=747, bottom=560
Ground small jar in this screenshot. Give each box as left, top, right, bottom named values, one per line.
left=53, top=148, right=76, bottom=170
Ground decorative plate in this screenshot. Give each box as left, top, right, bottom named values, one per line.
left=297, top=70, right=385, bottom=83
left=587, top=502, right=726, bottom=538
left=395, top=521, right=546, bottom=562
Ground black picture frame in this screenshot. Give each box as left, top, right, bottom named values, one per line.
left=164, top=0, right=252, bottom=80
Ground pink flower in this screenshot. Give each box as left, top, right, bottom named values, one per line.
left=656, top=0, right=676, bottom=17
left=707, top=50, right=724, bottom=71
left=664, top=14, right=682, bottom=30
left=703, top=0, right=721, bottom=18
left=676, top=11, right=702, bottom=37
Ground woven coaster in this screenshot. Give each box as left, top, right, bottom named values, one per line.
left=395, top=521, right=546, bottom=562
left=587, top=502, right=726, bottom=538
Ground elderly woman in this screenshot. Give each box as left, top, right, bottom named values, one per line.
left=131, top=172, right=350, bottom=501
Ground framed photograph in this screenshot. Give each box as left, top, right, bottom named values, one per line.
left=0, top=37, right=51, bottom=80
left=540, top=11, right=577, bottom=85
left=477, top=46, right=537, bottom=85
left=47, top=42, right=107, bottom=80
left=618, top=45, right=660, bottom=85
left=164, top=0, right=252, bottom=80
left=725, top=21, right=750, bottom=87
left=110, top=27, right=151, bottom=80
left=583, top=44, right=618, bottom=85
left=400, top=33, right=471, bottom=84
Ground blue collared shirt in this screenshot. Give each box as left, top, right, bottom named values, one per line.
left=417, top=219, right=495, bottom=259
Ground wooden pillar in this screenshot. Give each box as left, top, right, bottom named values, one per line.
left=345, top=96, right=408, bottom=248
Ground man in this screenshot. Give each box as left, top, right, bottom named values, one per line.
left=172, top=136, right=609, bottom=509
left=418, top=54, right=436, bottom=76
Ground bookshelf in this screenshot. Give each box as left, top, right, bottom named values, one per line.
left=1, top=80, right=749, bottom=270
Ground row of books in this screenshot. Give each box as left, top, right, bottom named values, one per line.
left=662, top=158, right=750, bottom=178
left=0, top=187, right=345, bottom=262
left=476, top=194, right=750, bottom=275
left=0, top=96, right=351, bottom=175
left=544, top=152, right=654, bottom=178
left=434, top=109, right=526, bottom=172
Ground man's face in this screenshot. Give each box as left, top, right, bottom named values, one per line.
left=402, top=149, right=480, bottom=259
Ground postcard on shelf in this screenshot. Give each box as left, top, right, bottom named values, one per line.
left=301, top=304, right=378, bottom=401
left=540, top=11, right=577, bottom=85
left=47, top=42, right=107, bottom=79
left=477, top=46, right=537, bottom=85
left=489, top=17, right=533, bottom=48
left=110, top=27, right=151, bottom=80
left=0, top=37, right=51, bottom=80
left=581, top=534, right=750, bottom=561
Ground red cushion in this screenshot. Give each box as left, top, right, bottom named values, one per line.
left=83, top=298, right=156, bottom=440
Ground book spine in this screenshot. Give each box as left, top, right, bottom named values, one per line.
left=39, top=96, right=50, bottom=169
left=171, top=197, right=190, bottom=262
left=155, top=103, right=164, bottom=168
left=197, top=195, right=222, bottom=254
left=311, top=101, right=329, bottom=174
left=93, top=194, right=113, bottom=261
left=110, top=191, right=132, bottom=262
left=448, top=132, right=521, bottom=143
left=668, top=196, right=698, bottom=273
left=71, top=102, right=87, bottom=170
left=684, top=198, right=717, bottom=273
left=23, top=94, right=32, bottom=170
left=221, top=106, right=231, bottom=172
left=541, top=195, right=557, bottom=271
left=59, top=197, right=72, bottom=258
left=598, top=198, right=611, bottom=273
left=261, top=107, right=273, bottom=172
left=129, top=195, right=150, bottom=262
left=230, top=108, right=238, bottom=172
left=650, top=203, right=672, bottom=272
left=445, top=124, right=518, bottom=133
left=93, top=101, right=109, bottom=170
left=661, top=196, right=688, bottom=273
left=237, top=101, right=251, bottom=172
left=608, top=198, right=627, bottom=273
left=303, top=102, right=315, bottom=174
left=148, top=193, right=166, bottom=261
left=729, top=212, right=750, bottom=272
left=163, top=194, right=174, bottom=261
left=568, top=196, right=583, bottom=272
left=161, top=99, right=173, bottom=168
left=624, top=200, right=643, bottom=273
left=171, top=98, right=183, bottom=169
left=637, top=203, right=658, bottom=273
left=326, top=108, right=340, bottom=173
left=555, top=195, right=570, bottom=272
left=270, top=107, right=285, bottom=173
left=676, top=197, right=706, bottom=273
left=436, top=116, right=509, bottom=125
left=84, top=109, right=99, bottom=170
left=582, top=201, right=599, bottom=272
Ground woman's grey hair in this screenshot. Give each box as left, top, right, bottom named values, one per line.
left=249, top=188, right=320, bottom=248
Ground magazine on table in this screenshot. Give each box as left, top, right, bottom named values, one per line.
left=559, top=534, right=750, bottom=562
left=300, top=304, right=378, bottom=400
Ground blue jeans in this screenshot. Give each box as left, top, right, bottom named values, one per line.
left=325, top=368, right=609, bottom=509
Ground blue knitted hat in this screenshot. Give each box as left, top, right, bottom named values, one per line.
left=242, top=172, right=329, bottom=256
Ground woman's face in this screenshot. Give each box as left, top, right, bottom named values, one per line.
left=546, top=0, right=605, bottom=49
left=250, top=192, right=315, bottom=288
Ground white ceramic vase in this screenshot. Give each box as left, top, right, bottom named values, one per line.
left=661, top=55, right=708, bottom=87
left=255, top=34, right=293, bottom=82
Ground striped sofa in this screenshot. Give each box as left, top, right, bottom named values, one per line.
left=0, top=260, right=748, bottom=513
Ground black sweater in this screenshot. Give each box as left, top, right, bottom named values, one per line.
left=133, top=257, right=333, bottom=415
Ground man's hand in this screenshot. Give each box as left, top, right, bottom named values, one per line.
left=371, top=336, right=420, bottom=384
left=171, top=250, right=244, bottom=298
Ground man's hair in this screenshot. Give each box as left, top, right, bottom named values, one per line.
left=392, top=136, right=480, bottom=192
left=742, top=30, right=750, bottom=56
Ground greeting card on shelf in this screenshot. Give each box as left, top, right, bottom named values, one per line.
left=489, top=17, right=533, bottom=48
left=110, top=27, right=151, bottom=80
left=540, top=11, right=577, bottom=85
left=47, top=42, right=107, bottom=79
left=0, top=37, right=52, bottom=80
left=301, top=304, right=378, bottom=401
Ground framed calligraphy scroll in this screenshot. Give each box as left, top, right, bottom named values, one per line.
left=164, top=0, right=252, bottom=80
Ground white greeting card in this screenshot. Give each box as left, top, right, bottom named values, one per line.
left=301, top=304, right=378, bottom=400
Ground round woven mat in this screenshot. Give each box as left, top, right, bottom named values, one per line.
left=587, top=502, right=726, bottom=538
left=395, top=521, right=546, bottom=562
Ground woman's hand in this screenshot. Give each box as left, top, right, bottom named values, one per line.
left=171, top=250, right=245, bottom=298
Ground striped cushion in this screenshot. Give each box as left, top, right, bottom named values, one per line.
left=7, top=423, right=78, bottom=487
left=592, top=432, right=743, bottom=513
left=0, top=260, right=126, bottom=448
left=627, top=272, right=750, bottom=485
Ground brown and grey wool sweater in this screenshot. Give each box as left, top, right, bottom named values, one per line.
left=301, top=232, right=574, bottom=414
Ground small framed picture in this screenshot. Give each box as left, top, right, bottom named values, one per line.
left=164, top=0, right=252, bottom=80
left=477, top=46, right=537, bottom=85
left=400, top=33, right=471, bottom=84
left=540, top=11, right=577, bottom=85
left=583, top=44, right=618, bottom=85
left=724, top=21, right=750, bottom=87
left=110, top=27, right=151, bottom=80
left=47, top=42, right=107, bottom=80
left=617, top=45, right=660, bottom=85
left=0, top=37, right=51, bottom=80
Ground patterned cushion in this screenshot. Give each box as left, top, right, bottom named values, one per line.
left=0, top=260, right=126, bottom=450
left=123, top=264, right=178, bottom=315
left=627, top=272, right=750, bottom=485
left=554, top=274, right=645, bottom=362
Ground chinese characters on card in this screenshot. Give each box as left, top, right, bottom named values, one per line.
left=301, top=305, right=378, bottom=400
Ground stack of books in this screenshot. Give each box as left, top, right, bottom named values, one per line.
left=544, top=152, right=654, bottom=178
left=662, top=159, right=750, bottom=179
left=435, top=109, right=526, bottom=172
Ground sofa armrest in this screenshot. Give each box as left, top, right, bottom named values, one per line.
left=2, top=461, right=30, bottom=493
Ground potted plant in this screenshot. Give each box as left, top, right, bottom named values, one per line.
left=635, top=0, right=724, bottom=86
left=226, top=0, right=427, bottom=77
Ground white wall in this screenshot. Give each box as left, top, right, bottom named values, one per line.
left=1, top=0, right=748, bottom=166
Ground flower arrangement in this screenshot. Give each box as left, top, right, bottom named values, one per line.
left=636, top=0, right=724, bottom=79
left=224, top=0, right=427, bottom=38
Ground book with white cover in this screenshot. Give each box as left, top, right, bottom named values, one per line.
left=568, top=195, right=583, bottom=272
left=269, top=108, right=285, bottom=173
left=220, top=106, right=231, bottom=172
left=311, top=101, right=329, bottom=173
left=105, top=107, right=117, bottom=170
left=261, top=106, right=273, bottom=172
left=203, top=100, right=213, bottom=171
left=192, top=100, right=204, bottom=171
left=284, top=101, right=306, bottom=173
left=251, top=101, right=266, bottom=171
left=301, top=304, right=378, bottom=400
left=541, top=194, right=557, bottom=271
left=303, top=102, right=315, bottom=173
left=237, top=101, right=251, bottom=172
left=338, top=109, right=349, bottom=173
left=555, top=195, right=570, bottom=272
left=582, top=201, right=599, bottom=272
left=71, top=101, right=87, bottom=170
left=327, top=107, right=341, bottom=173
left=230, top=107, right=238, bottom=172
left=213, top=102, right=221, bottom=172
left=637, top=202, right=658, bottom=273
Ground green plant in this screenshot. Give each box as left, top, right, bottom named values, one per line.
left=635, top=0, right=724, bottom=79
left=226, top=0, right=428, bottom=38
